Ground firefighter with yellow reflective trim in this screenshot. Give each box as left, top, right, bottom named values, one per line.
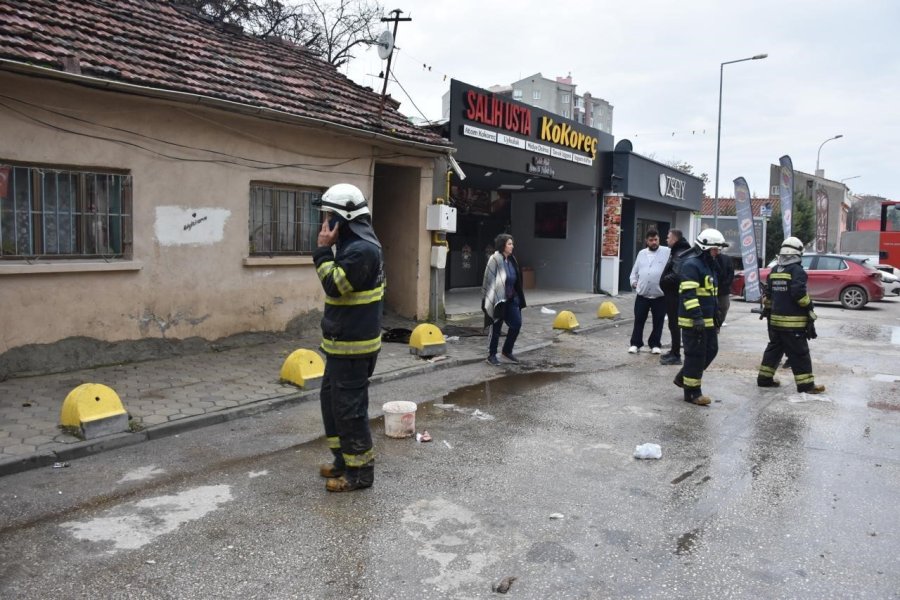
left=673, top=229, right=728, bottom=406
left=313, top=183, right=385, bottom=492
left=756, top=237, right=825, bottom=394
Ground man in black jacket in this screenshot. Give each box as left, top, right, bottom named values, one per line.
left=313, top=183, right=385, bottom=492
left=659, top=229, right=691, bottom=365
left=715, top=252, right=736, bottom=326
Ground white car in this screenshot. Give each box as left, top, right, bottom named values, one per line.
left=875, top=264, right=900, bottom=296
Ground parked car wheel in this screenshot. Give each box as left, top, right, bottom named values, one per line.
left=839, top=285, right=868, bottom=309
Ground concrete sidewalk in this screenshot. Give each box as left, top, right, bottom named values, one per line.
left=0, top=293, right=638, bottom=476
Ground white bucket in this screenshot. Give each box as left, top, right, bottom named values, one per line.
left=382, top=400, right=417, bottom=438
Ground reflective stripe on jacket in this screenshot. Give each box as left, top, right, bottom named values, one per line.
left=766, top=262, right=812, bottom=330
left=677, top=253, right=719, bottom=329
left=314, top=236, right=385, bottom=357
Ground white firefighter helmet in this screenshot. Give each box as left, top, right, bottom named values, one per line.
left=695, top=228, right=729, bottom=251
left=317, top=184, right=370, bottom=221
left=780, top=236, right=804, bottom=256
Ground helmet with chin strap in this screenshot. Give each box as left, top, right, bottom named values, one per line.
left=779, top=236, right=804, bottom=256
left=315, top=184, right=370, bottom=222
left=695, top=228, right=729, bottom=251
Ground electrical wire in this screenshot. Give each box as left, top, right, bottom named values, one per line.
left=0, top=95, right=424, bottom=175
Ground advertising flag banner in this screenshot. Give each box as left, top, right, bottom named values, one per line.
left=778, top=155, right=793, bottom=240
left=734, top=177, right=761, bottom=302
left=815, top=188, right=829, bottom=253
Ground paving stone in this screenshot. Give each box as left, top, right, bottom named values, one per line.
left=4, top=444, right=37, bottom=455
left=141, top=414, right=169, bottom=426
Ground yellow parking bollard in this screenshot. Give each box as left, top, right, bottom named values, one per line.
left=597, top=301, right=620, bottom=318
left=60, top=383, right=129, bottom=439
left=409, top=323, right=446, bottom=357
left=280, top=349, right=325, bottom=389
left=552, top=310, right=579, bottom=330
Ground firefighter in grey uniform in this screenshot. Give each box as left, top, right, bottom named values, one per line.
left=313, top=183, right=385, bottom=492
left=756, top=237, right=825, bottom=394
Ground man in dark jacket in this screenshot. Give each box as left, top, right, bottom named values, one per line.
left=313, top=183, right=385, bottom=492
left=715, top=252, right=736, bottom=326
left=659, top=229, right=691, bottom=365
left=756, top=237, right=825, bottom=393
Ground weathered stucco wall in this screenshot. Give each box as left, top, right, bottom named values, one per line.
left=0, top=72, right=436, bottom=364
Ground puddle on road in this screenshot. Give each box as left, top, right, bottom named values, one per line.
left=434, top=370, right=576, bottom=408
left=838, top=323, right=892, bottom=342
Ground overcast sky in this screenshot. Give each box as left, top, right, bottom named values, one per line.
left=344, top=0, right=900, bottom=201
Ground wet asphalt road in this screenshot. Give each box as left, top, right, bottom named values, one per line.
left=1, top=297, right=899, bottom=599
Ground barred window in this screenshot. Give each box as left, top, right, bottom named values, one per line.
left=0, top=163, right=132, bottom=259
left=249, top=183, right=323, bottom=255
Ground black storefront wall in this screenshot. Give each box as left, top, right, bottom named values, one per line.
left=610, top=147, right=704, bottom=289
left=446, top=80, right=614, bottom=290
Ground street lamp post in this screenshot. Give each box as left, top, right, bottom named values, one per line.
left=714, top=53, right=768, bottom=229
left=815, top=134, right=843, bottom=177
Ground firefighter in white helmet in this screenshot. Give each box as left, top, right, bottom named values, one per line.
left=313, top=183, right=385, bottom=492
left=673, top=228, right=728, bottom=405
left=756, top=237, right=825, bottom=394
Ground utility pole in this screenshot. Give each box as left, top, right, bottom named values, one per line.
left=378, top=9, right=411, bottom=118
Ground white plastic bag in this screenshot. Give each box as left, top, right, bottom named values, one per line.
left=633, top=443, right=662, bottom=460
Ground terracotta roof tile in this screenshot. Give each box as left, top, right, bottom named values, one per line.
left=701, top=197, right=781, bottom=217
left=0, top=0, right=450, bottom=149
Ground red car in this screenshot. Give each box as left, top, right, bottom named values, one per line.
left=731, top=254, right=884, bottom=310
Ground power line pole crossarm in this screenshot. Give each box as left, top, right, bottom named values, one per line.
left=378, top=9, right=412, bottom=119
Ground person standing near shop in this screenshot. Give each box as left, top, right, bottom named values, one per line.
left=715, top=251, right=736, bottom=327
left=756, top=237, right=825, bottom=394
left=313, top=183, right=385, bottom=493
left=659, top=229, right=691, bottom=365
left=482, top=233, right=527, bottom=366
left=673, top=229, right=729, bottom=406
left=628, top=229, right=670, bottom=354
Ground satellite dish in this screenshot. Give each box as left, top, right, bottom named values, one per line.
left=376, top=29, right=394, bottom=60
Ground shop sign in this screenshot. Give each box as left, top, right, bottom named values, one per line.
left=464, top=90, right=532, bottom=136
left=601, top=195, right=622, bottom=257
left=526, top=156, right=555, bottom=178
left=538, top=116, right=598, bottom=159
left=658, top=173, right=686, bottom=200
left=458, top=84, right=599, bottom=168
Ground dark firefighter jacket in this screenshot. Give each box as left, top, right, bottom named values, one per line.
left=677, top=250, right=719, bottom=329
left=313, top=233, right=385, bottom=357
left=764, top=261, right=813, bottom=330
left=660, top=238, right=692, bottom=295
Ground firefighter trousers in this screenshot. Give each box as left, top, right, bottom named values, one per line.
left=677, top=328, right=718, bottom=400
left=320, top=355, right=377, bottom=471
left=757, top=328, right=816, bottom=392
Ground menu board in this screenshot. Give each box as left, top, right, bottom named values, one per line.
left=601, top=195, right=622, bottom=257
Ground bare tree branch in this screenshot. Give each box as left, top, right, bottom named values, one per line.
left=177, top=0, right=383, bottom=67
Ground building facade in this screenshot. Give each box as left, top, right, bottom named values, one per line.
left=0, top=0, right=451, bottom=377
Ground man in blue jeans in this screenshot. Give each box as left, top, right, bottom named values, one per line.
left=628, top=229, right=670, bottom=354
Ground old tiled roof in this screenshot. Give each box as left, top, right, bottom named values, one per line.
left=0, top=0, right=450, bottom=149
left=701, top=197, right=780, bottom=217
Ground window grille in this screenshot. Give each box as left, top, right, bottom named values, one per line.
left=0, top=163, right=132, bottom=259
left=249, top=183, right=322, bottom=255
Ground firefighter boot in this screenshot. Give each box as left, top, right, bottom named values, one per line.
left=319, top=448, right=345, bottom=479
left=325, top=465, right=374, bottom=493
left=757, top=377, right=781, bottom=388
left=800, top=383, right=826, bottom=395
left=684, top=393, right=711, bottom=406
